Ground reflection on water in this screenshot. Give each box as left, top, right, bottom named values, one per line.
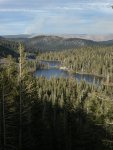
left=35, top=61, right=102, bottom=84
left=39, top=60, right=61, bottom=67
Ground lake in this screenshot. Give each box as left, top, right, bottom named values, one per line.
left=35, top=60, right=102, bottom=84
left=39, top=60, right=61, bottom=67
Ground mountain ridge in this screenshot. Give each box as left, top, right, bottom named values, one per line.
left=2, top=34, right=113, bottom=41
left=0, top=35, right=113, bottom=56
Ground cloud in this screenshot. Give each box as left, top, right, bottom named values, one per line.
left=0, top=0, right=113, bottom=35
left=0, top=22, right=25, bottom=35
left=24, top=14, right=91, bottom=34
left=0, top=8, right=47, bottom=13
left=0, top=0, right=113, bottom=11
left=24, top=12, right=113, bottom=35
left=25, top=18, right=46, bottom=34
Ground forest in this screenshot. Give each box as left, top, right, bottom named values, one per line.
left=37, top=46, right=113, bottom=83
left=0, top=43, right=113, bottom=150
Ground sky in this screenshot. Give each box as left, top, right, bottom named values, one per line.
left=0, top=0, right=113, bottom=35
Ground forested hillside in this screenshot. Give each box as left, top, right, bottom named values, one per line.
left=37, top=45, right=113, bottom=83
left=0, top=45, right=18, bottom=58
left=0, top=44, right=113, bottom=150
left=1, top=35, right=113, bottom=53
left=0, top=37, right=19, bottom=58
left=24, top=36, right=97, bottom=52
left=1, top=0, right=113, bottom=149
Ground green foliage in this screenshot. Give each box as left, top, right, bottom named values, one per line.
left=0, top=44, right=113, bottom=150
left=37, top=46, right=113, bottom=82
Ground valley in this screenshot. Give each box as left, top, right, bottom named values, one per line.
left=0, top=35, right=113, bottom=150
left=1, top=0, right=113, bottom=149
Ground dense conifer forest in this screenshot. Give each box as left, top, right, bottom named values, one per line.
left=37, top=46, right=113, bottom=83
left=0, top=43, right=113, bottom=150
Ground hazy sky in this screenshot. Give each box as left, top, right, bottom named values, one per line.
left=0, top=0, right=113, bottom=35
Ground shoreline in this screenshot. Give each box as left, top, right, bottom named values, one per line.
left=59, top=67, right=105, bottom=79
left=36, top=59, right=106, bottom=80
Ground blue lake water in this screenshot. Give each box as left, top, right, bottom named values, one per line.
left=35, top=61, right=102, bottom=84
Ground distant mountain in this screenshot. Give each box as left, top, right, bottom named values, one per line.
left=0, top=45, right=18, bottom=58
left=2, top=34, right=113, bottom=41
left=83, top=34, right=113, bottom=41
left=2, top=34, right=31, bottom=39
left=0, top=36, right=5, bottom=39
left=30, top=34, right=113, bottom=41
left=23, top=35, right=97, bottom=52
left=23, top=35, right=113, bottom=52
left=100, top=39, right=113, bottom=45
left=0, top=37, right=19, bottom=58
left=0, top=37, right=19, bottom=51
left=1, top=35, right=113, bottom=56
